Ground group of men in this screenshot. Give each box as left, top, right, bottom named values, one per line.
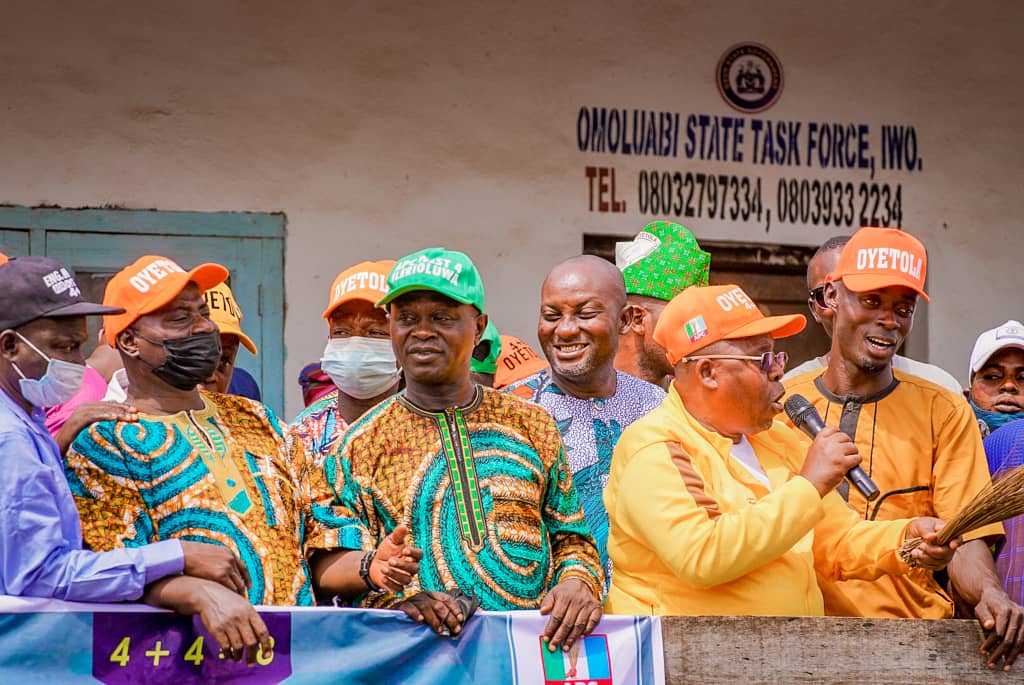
left=1, top=220, right=1023, bottom=672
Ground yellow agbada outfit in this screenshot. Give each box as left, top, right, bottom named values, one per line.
left=604, top=384, right=914, bottom=616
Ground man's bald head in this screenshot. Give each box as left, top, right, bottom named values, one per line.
left=537, top=254, right=631, bottom=397
left=806, top=235, right=850, bottom=336
left=806, top=235, right=850, bottom=291
left=542, top=255, right=627, bottom=310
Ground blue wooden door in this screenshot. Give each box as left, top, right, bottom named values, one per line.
left=0, top=208, right=286, bottom=414
left=0, top=229, right=30, bottom=257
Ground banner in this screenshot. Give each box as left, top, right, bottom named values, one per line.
left=0, top=596, right=663, bottom=684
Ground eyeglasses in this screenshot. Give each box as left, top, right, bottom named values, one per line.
left=681, top=351, right=788, bottom=373
left=808, top=286, right=826, bottom=308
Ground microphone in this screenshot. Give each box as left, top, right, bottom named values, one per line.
left=784, top=394, right=880, bottom=501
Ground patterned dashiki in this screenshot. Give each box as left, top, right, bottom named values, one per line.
left=288, top=390, right=348, bottom=468
left=319, top=385, right=604, bottom=610
left=506, top=369, right=665, bottom=580
left=65, top=391, right=330, bottom=606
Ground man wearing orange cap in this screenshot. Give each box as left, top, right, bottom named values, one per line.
left=783, top=227, right=1024, bottom=671
left=603, top=283, right=958, bottom=617
left=783, top=234, right=962, bottom=394
left=197, top=281, right=261, bottom=400
left=63, top=256, right=419, bottom=618
left=0, top=255, right=266, bottom=661
left=289, top=260, right=401, bottom=467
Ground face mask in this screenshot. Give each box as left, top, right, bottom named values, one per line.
left=11, top=332, right=86, bottom=407
left=971, top=399, right=1024, bottom=435
left=134, top=329, right=222, bottom=391
left=321, top=336, right=401, bottom=400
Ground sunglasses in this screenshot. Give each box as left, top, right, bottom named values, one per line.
left=681, top=351, right=789, bottom=373
left=808, top=286, right=826, bottom=308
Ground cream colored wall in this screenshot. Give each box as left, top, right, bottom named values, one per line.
left=0, top=1, right=1020, bottom=417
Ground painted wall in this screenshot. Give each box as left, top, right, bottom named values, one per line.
left=0, top=1, right=1020, bottom=417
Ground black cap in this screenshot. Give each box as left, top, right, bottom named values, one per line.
left=0, top=256, right=125, bottom=330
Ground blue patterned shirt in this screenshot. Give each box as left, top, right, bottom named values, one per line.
left=506, top=370, right=665, bottom=580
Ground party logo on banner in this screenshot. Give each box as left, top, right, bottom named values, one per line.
left=539, top=634, right=613, bottom=685
left=509, top=614, right=662, bottom=685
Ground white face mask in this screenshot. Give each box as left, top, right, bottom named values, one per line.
left=12, top=332, right=86, bottom=407
left=321, top=336, right=401, bottom=400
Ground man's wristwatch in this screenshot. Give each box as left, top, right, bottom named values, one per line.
left=359, top=549, right=384, bottom=592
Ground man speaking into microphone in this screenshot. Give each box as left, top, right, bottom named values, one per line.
left=602, top=283, right=957, bottom=618
left=784, top=227, right=1024, bottom=671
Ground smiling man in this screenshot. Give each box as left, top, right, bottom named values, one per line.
left=967, top=321, right=1024, bottom=436
left=603, top=283, right=958, bottom=617
left=784, top=228, right=1024, bottom=671
left=783, top=234, right=963, bottom=395
left=507, top=255, right=665, bottom=582
left=318, top=247, right=604, bottom=652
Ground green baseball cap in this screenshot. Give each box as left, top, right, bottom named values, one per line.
left=471, top=320, right=501, bottom=374
left=616, top=221, right=710, bottom=301
left=377, top=247, right=486, bottom=312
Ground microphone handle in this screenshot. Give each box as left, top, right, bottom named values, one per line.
left=847, top=465, right=880, bottom=501
left=796, top=417, right=880, bottom=501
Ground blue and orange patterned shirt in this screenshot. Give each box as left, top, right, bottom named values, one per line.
left=65, top=392, right=329, bottom=606
left=506, top=369, right=665, bottom=580
left=319, top=385, right=604, bottom=610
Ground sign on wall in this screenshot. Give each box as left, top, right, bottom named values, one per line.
left=578, top=43, right=924, bottom=236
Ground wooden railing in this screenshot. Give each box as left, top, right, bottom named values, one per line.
left=662, top=616, right=1008, bottom=684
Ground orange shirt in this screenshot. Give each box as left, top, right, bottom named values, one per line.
left=783, top=369, right=1003, bottom=619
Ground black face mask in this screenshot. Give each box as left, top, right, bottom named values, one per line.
left=134, top=330, right=222, bottom=391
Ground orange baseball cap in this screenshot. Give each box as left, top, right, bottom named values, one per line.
left=103, top=255, right=229, bottom=345
left=654, top=284, right=806, bottom=365
left=0, top=252, right=8, bottom=266
left=493, top=335, right=549, bottom=390
left=323, top=260, right=396, bottom=319
left=829, top=227, right=928, bottom=300
left=204, top=281, right=257, bottom=354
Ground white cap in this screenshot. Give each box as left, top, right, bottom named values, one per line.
left=615, top=231, right=660, bottom=271
left=969, top=320, right=1024, bottom=377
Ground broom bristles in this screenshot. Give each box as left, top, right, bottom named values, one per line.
left=898, top=463, right=1024, bottom=566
